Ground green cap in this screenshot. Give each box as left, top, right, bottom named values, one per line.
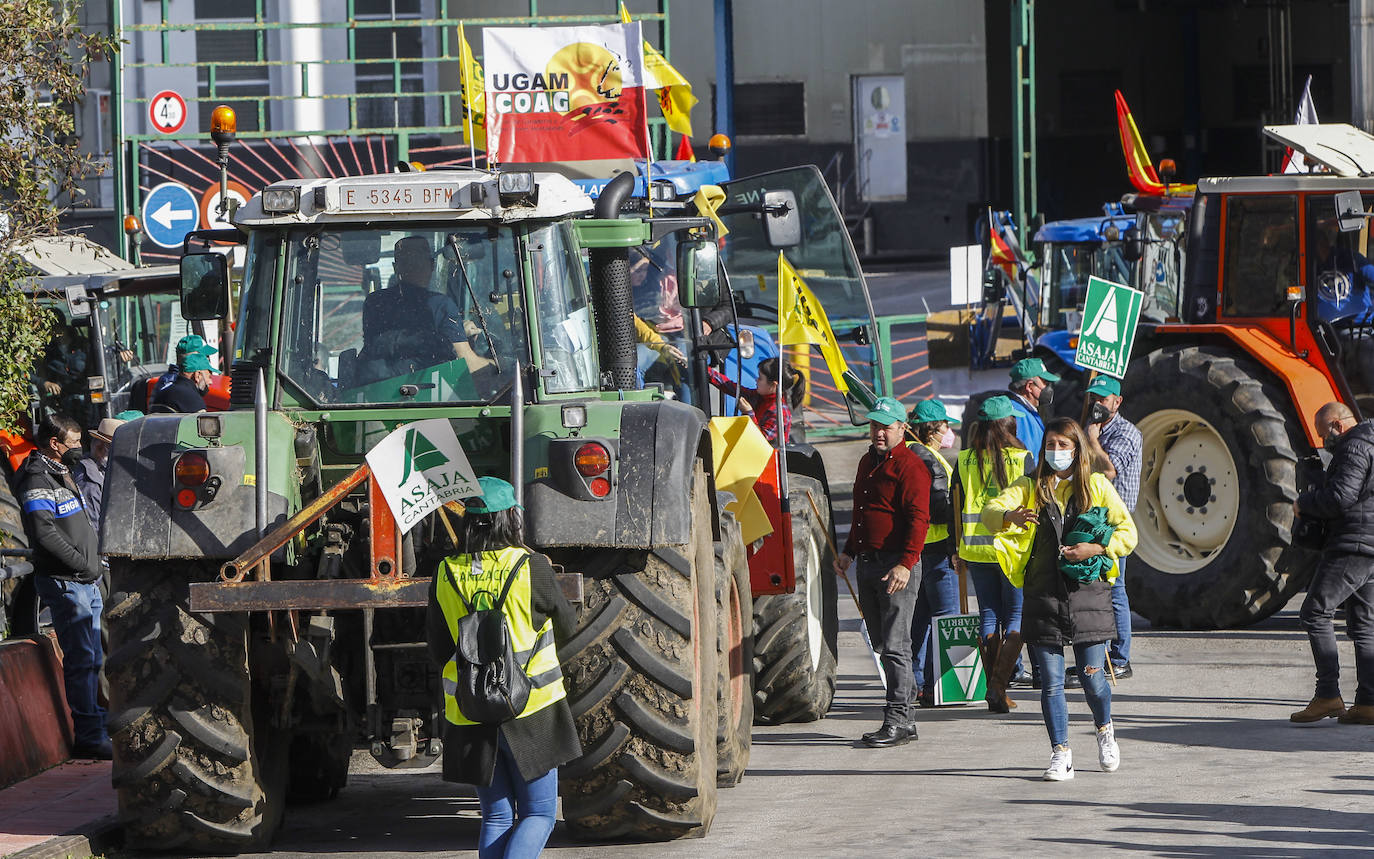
left=181, top=352, right=214, bottom=373
left=1010, top=357, right=1061, bottom=383
left=114, top=409, right=144, bottom=421
left=176, top=334, right=217, bottom=359
left=910, top=398, right=959, bottom=426
left=864, top=396, right=907, bottom=426
left=465, top=476, right=522, bottom=514
left=977, top=395, right=1016, bottom=421
left=1085, top=376, right=1121, bottom=397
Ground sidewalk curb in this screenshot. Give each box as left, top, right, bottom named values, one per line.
left=6, top=816, right=118, bottom=859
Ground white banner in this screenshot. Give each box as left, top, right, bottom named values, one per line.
left=365, top=419, right=481, bottom=534
left=482, top=22, right=648, bottom=163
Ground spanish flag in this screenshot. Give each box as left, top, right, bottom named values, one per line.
left=777, top=252, right=849, bottom=395
left=458, top=24, right=486, bottom=151
left=620, top=2, right=698, bottom=137
left=1115, top=90, right=1161, bottom=195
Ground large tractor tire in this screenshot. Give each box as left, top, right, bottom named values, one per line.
left=713, top=500, right=753, bottom=788
left=1120, top=346, right=1316, bottom=628
left=752, top=474, right=839, bottom=724
left=106, top=561, right=287, bottom=851
left=559, top=465, right=719, bottom=841
left=0, top=476, right=38, bottom=639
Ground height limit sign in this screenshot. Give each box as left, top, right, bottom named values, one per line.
left=149, top=90, right=187, bottom=135
left=1074, top=276, right=1144, bottom=379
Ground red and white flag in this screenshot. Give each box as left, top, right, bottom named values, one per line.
left=1281, top=75, right=1319, bottom=174
left=482, top=22, right=649, bottom=164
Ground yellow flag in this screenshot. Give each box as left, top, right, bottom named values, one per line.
left=777, top=252, right=850, bottom=395
left=459, top=24, right=486, bottom=150
left=620, top=2, right=698, bottom=137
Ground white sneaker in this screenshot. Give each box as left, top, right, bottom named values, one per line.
left=1097, top=722, right=1120, bottom=773
left=1043, top=745, right=1074, bottom=781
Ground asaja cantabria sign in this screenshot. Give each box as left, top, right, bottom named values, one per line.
left=366, top=419, right=481, bottom=533
left=934, top=613, right=986, bottom=706
left=1073, top=276, right=1145, bottom=379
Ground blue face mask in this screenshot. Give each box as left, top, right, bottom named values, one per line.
left=1046, top=449, right=1075, bottom=472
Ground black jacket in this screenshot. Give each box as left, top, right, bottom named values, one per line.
left=149, top=374, right=206, bottom=413
left=1299, top=420, right=1374, bottom=557
left=15, top=451, right=101, bottom=584
left=1020, top=498, right=1116, bottom=647
left=425, top=550, right=580, bottom=786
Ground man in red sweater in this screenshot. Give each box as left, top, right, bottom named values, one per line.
left=835, top=396, right=931, bottom=747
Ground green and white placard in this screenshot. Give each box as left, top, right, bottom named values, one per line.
left=1074, top=275, right=1144, bottom=379
left=934, top=613, right=986, bottom=706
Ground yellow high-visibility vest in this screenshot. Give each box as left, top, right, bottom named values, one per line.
left=911, top=440, right=952, bottom=545
left=957, top=447, right=1030, bottom=563
left=435, top=546, right=566, bottom=726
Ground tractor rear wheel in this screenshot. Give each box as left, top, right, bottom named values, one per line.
left=106, top=561, right=287, bottom=851
left=714, top=500, right=753, bottom=787
left=559, top=464, right=719, bottom=840
left=1120, top=346, right=1315, bottom=628
left=751, top=475, right=839, bottom=724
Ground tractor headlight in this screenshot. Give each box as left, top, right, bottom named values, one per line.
left=497, top=171, right=537, bottom=204
left=262, top=186, right=300, bottom=214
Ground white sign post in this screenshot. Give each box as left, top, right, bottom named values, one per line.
left=365, top=419, right=482, bottom=534
left=949, top=244, right=981, bottom=305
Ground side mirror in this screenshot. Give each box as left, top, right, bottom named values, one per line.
left=1335, top=190, right=1367, bottom=233
left=181, top=252, right=229, bottom=321
left=763, top=190, right=801, bottom=248
left=676, top=238, right=722, bottom=308
left=1122, top=224, right=1143, bottom=262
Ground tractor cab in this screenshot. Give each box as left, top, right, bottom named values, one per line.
left=1033, top=204, right=1139, bottom=366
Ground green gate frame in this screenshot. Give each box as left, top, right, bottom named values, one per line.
left=110, top=0, right=677, bottom=260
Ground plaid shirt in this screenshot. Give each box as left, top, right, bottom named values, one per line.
left=1097, top=413, right=1142, bottom=511
left=707, top=367, right=791, bottom=442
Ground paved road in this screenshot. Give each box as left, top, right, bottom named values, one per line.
left=212, top=438, right=1374, bottom=858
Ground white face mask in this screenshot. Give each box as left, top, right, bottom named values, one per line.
left=939, top=427, right=955, bottom=449
left=1046, top=449, right=1075, bottom=472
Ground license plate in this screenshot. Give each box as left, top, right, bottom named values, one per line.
left=333, top=182, right=472, bottom=213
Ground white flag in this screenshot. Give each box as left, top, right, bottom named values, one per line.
left=1282, top=75, right=1319, bottom=174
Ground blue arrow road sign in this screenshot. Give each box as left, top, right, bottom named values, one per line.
left=142, top=182, right=200, bottom=249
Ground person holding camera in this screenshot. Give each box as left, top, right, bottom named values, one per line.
left=1291, top=401, right=1374, bottom=725
left=1081, top=377, right=1142, bottom=681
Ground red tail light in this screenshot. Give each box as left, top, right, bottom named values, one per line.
left=589, top=477, right=612, bottom=497
left=574, top=442, right=611, bottom=477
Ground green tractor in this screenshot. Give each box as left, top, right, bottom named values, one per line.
left=101, top=138, right=882, bottom=847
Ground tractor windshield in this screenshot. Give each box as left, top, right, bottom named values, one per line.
left=717, top=165, right=883, bottom=411
left=273, top=225, right=536, bottom=407
left=1040, top=241, right=1138, bottom=331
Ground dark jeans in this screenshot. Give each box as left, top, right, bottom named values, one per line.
left=855, top=550, right=920, bottom=726
left=1109, top=557, right=1132, bottom=664
left=911, top=544, right=960, bottom=694
left=475, top=734, right=559, bottom=859
left=33, top=575, right=106, bottom=747
left=1300, top=552, right=1374, bottom=705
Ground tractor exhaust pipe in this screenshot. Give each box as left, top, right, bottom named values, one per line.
left=589, top=171, right=638, bottom=391
left=254, top=367, right=268, bottom=538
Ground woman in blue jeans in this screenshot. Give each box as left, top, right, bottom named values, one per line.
left=426, top=478, right=580, bottom=857
left=982, top=419, right=1137, bottom=780
left=953, top=396, right=1030, bottom=712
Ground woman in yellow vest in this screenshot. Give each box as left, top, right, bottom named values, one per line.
left=907, top=398, right=961, bottom=708
left=981, top=418, right=1137, bottom=781
left=426, top=476, right=580, bottom=858
left=954, top=395, right=1030, bottom=713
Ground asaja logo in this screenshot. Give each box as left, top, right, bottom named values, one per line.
left=399, top=427, right=450, bottom=487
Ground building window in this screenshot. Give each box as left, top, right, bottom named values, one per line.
left=354, top=0, right=428, bottom=130
left=194, top=0, right=267, bottom=132
left=714, top=82, right=806, bottom=137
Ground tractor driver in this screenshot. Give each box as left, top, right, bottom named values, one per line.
left=1312, top=222, right=1374, bottom=318
left=357, top=235, right=495, bottom=386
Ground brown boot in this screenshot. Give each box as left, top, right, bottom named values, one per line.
left=1338, top=704, right=1374, bottom=725
left=1290, top=696, right=1345, bottom=724
left=989, top=631, right=1024, bottom=696
left=979, top=635, right=1005, bottom=712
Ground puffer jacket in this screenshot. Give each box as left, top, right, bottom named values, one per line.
left=982, top=472, right=1137, bottom=648
left=15, top=450, right=101, bottom=584
left=1299, top=420, right=1374, bottom=557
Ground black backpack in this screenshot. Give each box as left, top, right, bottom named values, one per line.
left=910, top=443, right=953, bottom=526
left=444, top=553, right=543, bottom=724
